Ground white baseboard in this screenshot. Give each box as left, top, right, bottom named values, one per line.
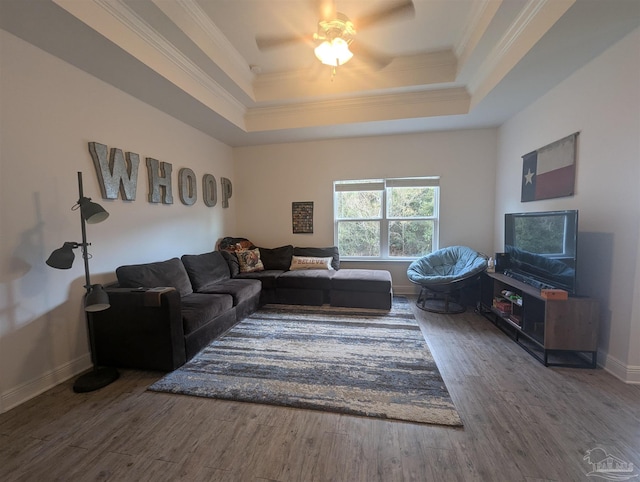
left=600, top=352, right=640, bottom=384
left=0, top=355, right=91, bottom=414
left=393, top=284, right=420, bottom=296
left=626, top=365, right=640, bottom=384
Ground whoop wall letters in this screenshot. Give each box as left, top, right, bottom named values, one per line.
left=89, top=142, right=232, bottom=207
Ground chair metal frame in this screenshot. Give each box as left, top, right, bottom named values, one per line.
left=412, top=274, right=482, bottom=314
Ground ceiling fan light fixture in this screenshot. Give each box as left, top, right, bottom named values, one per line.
left=314, top=37, right=353, bottom=67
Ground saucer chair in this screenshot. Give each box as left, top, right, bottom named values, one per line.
left=407, top=246, right=488, bottom=314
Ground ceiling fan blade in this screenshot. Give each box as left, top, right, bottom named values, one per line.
left=349, top=42, right=393, bottom=70
left=355, top=0, right=415, bottom=30
left=256, top=34, right=313, bottom=51
left=317, top=0, right=336, bottom=21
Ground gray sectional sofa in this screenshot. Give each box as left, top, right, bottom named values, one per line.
left=91, top=245, right=392, bottom=371
left=226, top=244, right=392, bottom=309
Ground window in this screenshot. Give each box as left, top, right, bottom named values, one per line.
left=334, top=177, right=439, bottom=260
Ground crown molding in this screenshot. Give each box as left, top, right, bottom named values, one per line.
left=468, top=0, right=575, bottom=107
left=455, top=0, right=503, bottom=74
left=246, top=88, right=470, bottom=132
left=253, top=50, right=458, bottom=103
left=53, top=0, right=247, bottom=128
left=151, top=0, right=255, bottom=100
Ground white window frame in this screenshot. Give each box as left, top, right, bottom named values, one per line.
left=333, top=177, right=440, bottom=261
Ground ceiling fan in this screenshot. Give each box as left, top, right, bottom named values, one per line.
left=256, top=0, right=415, bottom=71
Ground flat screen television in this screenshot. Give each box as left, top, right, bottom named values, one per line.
left=504, top=210, right=578, bottom=294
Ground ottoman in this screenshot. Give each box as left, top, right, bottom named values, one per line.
left=276, top=269, right=336, bottom=305
left=330, top=269, right=393, bottom=309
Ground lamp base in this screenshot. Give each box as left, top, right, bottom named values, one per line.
left=73, top=366, right=119, bottom=393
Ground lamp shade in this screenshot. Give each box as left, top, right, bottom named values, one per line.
left=85, top=284, right=110, bottom=312
left=314, top=38, right=353, bottom=67
left=79, top=197, right=109, bottom=224
left=46, top=242, right=77, bottom=269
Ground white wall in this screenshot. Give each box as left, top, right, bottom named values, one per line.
left=0, top=30, right=236, bottom=412
left=233, top=129, right=498, bottom=293
left=5, top=19, right=635, bottom=416
left=496, top=28, right=640, bottom=382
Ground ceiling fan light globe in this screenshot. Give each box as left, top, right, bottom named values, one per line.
left=314, top=38, right=353, bottom=67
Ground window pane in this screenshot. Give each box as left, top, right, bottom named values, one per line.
left=387, top=187, right=435, bottom=218
left=336, top=191, right=382, bottom=219
left=389, top=220, right=433, bottom=257
left=338, top=221, right=380, bottom=256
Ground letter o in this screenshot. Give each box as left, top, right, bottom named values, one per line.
left=178, top=168, right=197, bottom=206
left=202, top=174, right=217, bottom=207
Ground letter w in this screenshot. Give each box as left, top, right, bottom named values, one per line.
left=89, top=142, right=139, bottom=200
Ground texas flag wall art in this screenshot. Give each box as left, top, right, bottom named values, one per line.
left=521, top=133, right=578, bottom=202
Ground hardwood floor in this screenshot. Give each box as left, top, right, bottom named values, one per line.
left=1, top=302, right=639, bottom=481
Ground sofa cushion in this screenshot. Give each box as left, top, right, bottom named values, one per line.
left=236, top=248, right=265, bottom=273
left=196, top=279, right=261, bottom=306
left=180, top=293, right=233, bottom=335
left=257, top=245, right=293, bottom=270
left=276, top=288, right=325, bottom=306
left=235, top=270, right=284, bottom=289
left=277, top=269, right=336, bottom=290
left=294, top=246, right=340, bottom=270
left=181, top=251, right=230, bottom=291
left=116, top=257, right=193, bottom=296
left=220, top=250, right=240, bottom=277
left=331, top=269, right=392, bottom=292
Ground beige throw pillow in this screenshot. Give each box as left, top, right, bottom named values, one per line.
left=289, top=256, right=334, bottom=270
left=236, top=248, right=265, bottom=273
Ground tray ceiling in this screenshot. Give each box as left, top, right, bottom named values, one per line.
left=1, top=0, right=638, bottom=146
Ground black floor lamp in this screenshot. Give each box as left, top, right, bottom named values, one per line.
left=46, top=171, right=119, bottom=393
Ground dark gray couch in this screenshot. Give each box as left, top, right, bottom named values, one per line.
left=92, top=253, right=260, bottom=371
left=91, top=246, right=392, bottom=371
left=224, top=245, right=393, bottom=309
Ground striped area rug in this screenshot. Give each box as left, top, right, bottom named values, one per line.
left=149, top=298, right=462, bottom=426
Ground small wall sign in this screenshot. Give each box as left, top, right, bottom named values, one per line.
left=292, top=201, right=314, bottom=234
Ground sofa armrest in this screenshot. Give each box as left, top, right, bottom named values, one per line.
left=91, top=288, right=187, bottom=371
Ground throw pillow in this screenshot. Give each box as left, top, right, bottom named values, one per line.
left=236, top=248, right=265, bottom=273
left=181, top=251, right=230, bottom=291
left=293, top=246, right=340, bottom=270
left=289, top=256, right=334, bottom=270
left=257, top=245, right=294, bottom=271
left=218, top=236, right=255, bottom=252
left=220, top=250, right=240, bottom=277
left=116, top=257, right=193, bottom=296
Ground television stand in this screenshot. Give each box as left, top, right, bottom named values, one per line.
left=479, top=271, right=599, bottom=368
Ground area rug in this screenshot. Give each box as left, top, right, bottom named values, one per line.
left=149, top=298, right=462, bottom=426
